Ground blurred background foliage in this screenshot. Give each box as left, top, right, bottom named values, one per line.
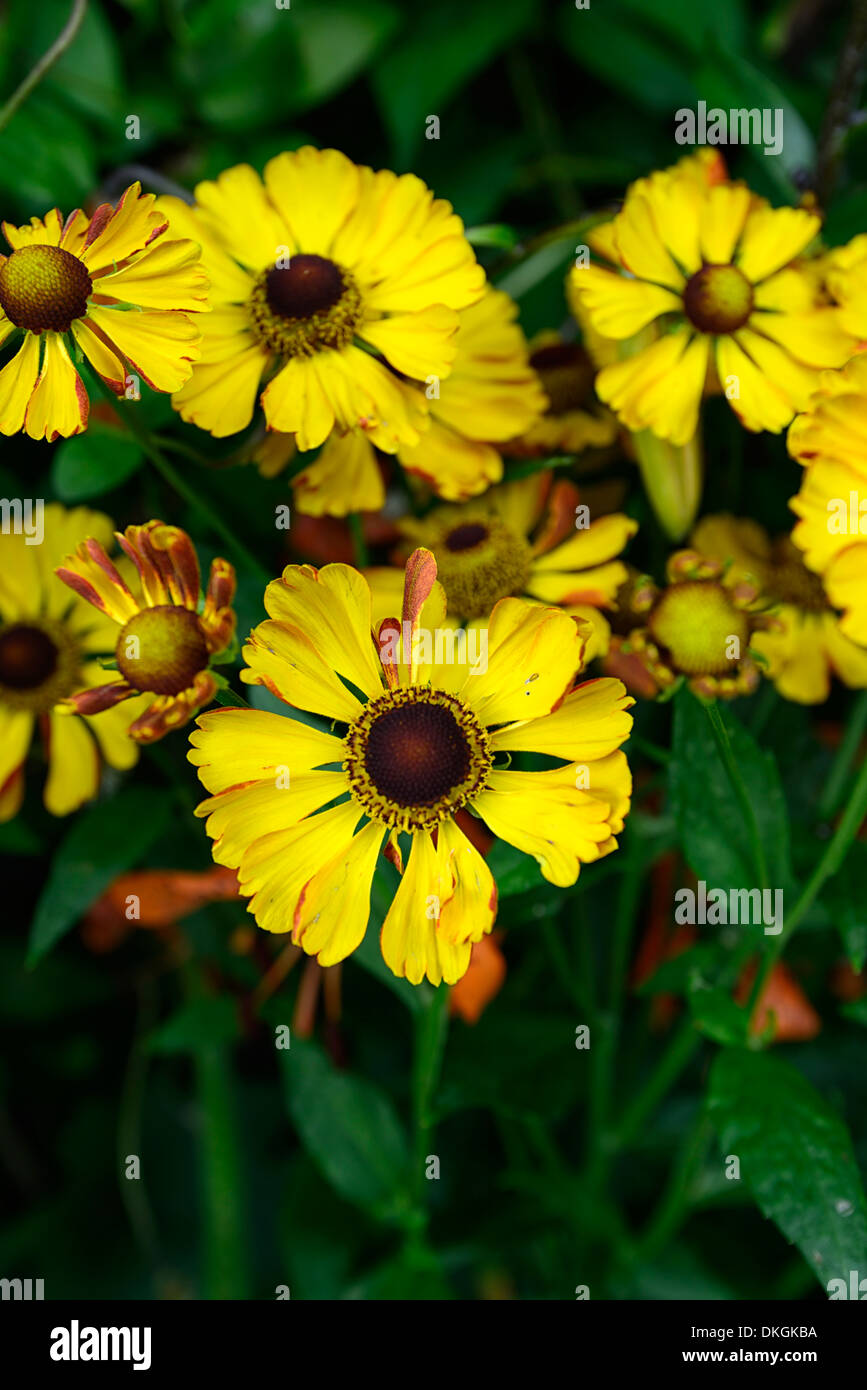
left=1, top=0, right=867, bottom=1301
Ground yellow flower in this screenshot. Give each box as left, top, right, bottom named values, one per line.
left=0, top=504, right=149, bottom=821
left=692, top=514, right=867, bottom=704
left=0, top=184, right=207, bottom=441
left=615, top=549, right=776, bottom=700
left=157, top=147, right=486, bottom=450
left=788, top=352, right=867, bottom=646
left=366, top=472, right=638, bottom=660
left=503, top=332, right=618, bottom=460
left=57, top=521, right=236, bottom=743
left=272, top=284, right=548, bottom=514
left=567, top=163, right=857, bottom=445
left=188, top=550, right=634, bottom=985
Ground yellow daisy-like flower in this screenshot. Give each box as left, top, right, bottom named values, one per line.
left=157, top=147, right=485, bottom=451
left=289, top=285, right=548, bottom=514
left=567, top=165, right=857, bottom=445
left=56, top=521, right=236, bottom=743
left=788, top=352, right=867, bottom=646
left=0, top=504, right=149, bottom=821
left=503, top=332, right=618, bottom=460
left=187, top=550, right=634, bottom=985
left=366, top=471, right=638, bottom=660
left=691, top=513, right=867, bottom=704
left=0, top=183, right=207, bottom=441
left=614, top=549, right=776, bottom=700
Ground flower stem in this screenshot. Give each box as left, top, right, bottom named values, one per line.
left=748, top=743, right=867, bottom=1013
left=410, top=983, right=450, bottom=1214
left=347, top=512, right=369, bottom=568
left=819, top=689, right=867, bottom=822
left=0, top=0, right=88, bottom=134
left=101, top=390, right=270, bottom=584
left=704, top=700, right=769, bottom=890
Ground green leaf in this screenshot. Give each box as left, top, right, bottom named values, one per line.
left=708, top=1049, right=867, bottom=1288
left=290, top=1, right=399, bottom=109
left=687, top=976, right=748, bottom=1047
left=559, top=2, right=696, bottom=114
left=841, top=997, right=867, bottom=1029
left=695, top=44, right=815, bottom=199
left=669, top=689, right=795, bottom=898
left=279, top=1038, right=411, bottom=1218
left=372, top=0, right=536, bottom=165
left=27, top=787, right=172, bottom=965
left=823, top=842, right=867, bottom=972
left=51, top=429, right=144, bottom=502
left=145, top=997, right=239, bottom=1055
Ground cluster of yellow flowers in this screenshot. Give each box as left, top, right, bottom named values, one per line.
left=1, top=144, right=865, bottom=984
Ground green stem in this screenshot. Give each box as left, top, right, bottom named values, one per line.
left=634, top=1111, right=711, bottom=1259
left=749, top=745, right=867, bottom=1012
left=410, top=984, right=450, bottom=1215
left=98, top=387, right=270, bottom=584
left=819, top=690, right=867, bottom=821
left=182, top=957, right=248, bottom=1299
left=704, top=700, right=769, bottom=890
left=587, top=835, right=643, bottom=1181
left=616, top=1017, right=701, bottom=1150
left=0, top=0, right=87, bottom=134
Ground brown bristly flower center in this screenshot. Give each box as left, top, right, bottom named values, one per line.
left=116, top=605, right=209, bottom=697
left=683, top=263, right=754, bottom=335
left=248, top=253, right=363, bottom=357
left=344, top=686, right=492, bottom=833
left=0, top=245, right=92, bottom=333
left=0, top=619, right=81, bottom=712
left=529, top=341, right=595, bottom=414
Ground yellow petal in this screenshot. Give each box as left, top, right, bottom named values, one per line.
left=263, top=147, right=360, bottom=256
left=92, top=237, right=209, bottom=312
left=0, top=705, right=34, bottom=790
left=189, top=706, right=344, bottom=793
left=569, top=265, right=682, bottom=339
left=490, top=677, right=634, bottom=760
left=362, top=304, right=459, bottom=379
left=241, top=622, right=365, bottom=722
left=24, top=333, right=88, bottom=441
left=261, top=354, right=335, bottom=448
left=82, top=183, right=169, bottom=270
left=44, top=710, right=100, bottom=816
left=264, top=562, right=383, bottom=698
left=380, top=829, right=472, bottom=985
left=0, top=333, right=41, bottom=435
left=399, top=415, right=503, bottom=501
left=196, top=771, right=346, bottom=867
left=173, top=342, right=266, bottom=437
left=436, top=818, right=497, bottom=949
left=86, top=305, right=201, bottom=393
left=735, top=206, right=820, bottom=285
left=293, top=817, right=384, bottom=965
left=613, top=187, right=686, bottom=290
left=294, top=431, right=386, bottom=516
left=456, top=597, right=582, bottom=726
left=195, top=163, right=291, bottom=271
left=596, top=329, right=708, bottom=446
left=699, top=183, right=751, bottom=264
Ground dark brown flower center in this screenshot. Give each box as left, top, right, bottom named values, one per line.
left=445, top=523, right=489, bottom=553
left=683, top=263, right=754, bottom=335
left=365, top=701, right=471, bottom=807
left=529, top=342, right=595, bottom=414
left=265, top=254, right=346, bottom=320
left=0, top=245, right=92, bottom=333
left=0, top=624, right=58, bottom=689
left=116, top=605, right=208, bottom=696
